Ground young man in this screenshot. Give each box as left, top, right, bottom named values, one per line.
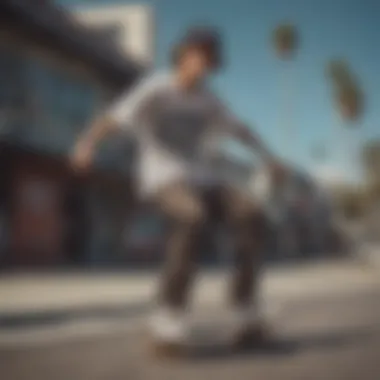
left=71, top=26, right=284, bottom=356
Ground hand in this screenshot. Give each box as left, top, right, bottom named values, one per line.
left=70, top=141, right=94, bottom=174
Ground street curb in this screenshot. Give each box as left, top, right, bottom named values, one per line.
left=1, top=287, right=380, bottom=349
left=0, top=260, right=377, bottom=330
left=0, top=301, right=152, bottom=330
left=1, top=283, right=379, bottom=331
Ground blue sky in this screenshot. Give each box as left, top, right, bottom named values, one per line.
left=59, top=0, right=380, bottom=182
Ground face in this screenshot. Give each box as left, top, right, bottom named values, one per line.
left=178, top=47, right=212, bottom=84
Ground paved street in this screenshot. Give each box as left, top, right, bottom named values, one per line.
left=1, top=260, right=378, bottom=317
left=1, top=287, right=380, bottom=380
left=1, top=261, right=380, bottom=380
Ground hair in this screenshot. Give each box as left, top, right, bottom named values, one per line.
left=171, top=26, right=223, bottom=70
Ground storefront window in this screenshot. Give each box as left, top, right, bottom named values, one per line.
left=0, top=48, right=27, bottom=138
left=0, top=47, right=107, bottom=154
left=23, top=58, right=101, bottom=153
left=125, top=212, right=165, bottom=256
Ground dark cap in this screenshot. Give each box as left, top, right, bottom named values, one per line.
left=172, top=25, right=223, bottom=70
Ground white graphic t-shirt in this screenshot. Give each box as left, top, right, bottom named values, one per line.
left=107, top=72, right=248, bottom=198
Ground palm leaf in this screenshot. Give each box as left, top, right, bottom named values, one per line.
left=273, top=24, right=298, bottom=58
left=327, top=59, right=353, bottom=87
left=336, top=82, right=363, bottom=122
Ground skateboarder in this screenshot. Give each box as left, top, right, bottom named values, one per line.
left=71, top=26, right=285, bottom=357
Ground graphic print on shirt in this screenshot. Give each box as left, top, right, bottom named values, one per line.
left=154, top=104, right=209, bottom=161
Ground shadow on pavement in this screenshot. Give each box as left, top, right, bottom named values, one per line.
left=0, top=302, right=152, bottom=330
left=188, top=324, right=380, bottom=362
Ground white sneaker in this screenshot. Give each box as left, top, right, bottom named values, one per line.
left=148, top=308, right=189, bottom=344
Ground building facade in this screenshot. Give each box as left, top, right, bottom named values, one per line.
left=74, top=3, right=155, bottom=66
left=0, top=0, right=142, bottom=268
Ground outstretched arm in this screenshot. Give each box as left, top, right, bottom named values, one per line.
left=211, top=95, right=275, bottom=163
left=228, top=120, right=275, bottom=163
left=74, top=116, right=116, bottom=156
left=71, top=73, right=162, bottom=170
left=212, top=94, right=287, bottom=184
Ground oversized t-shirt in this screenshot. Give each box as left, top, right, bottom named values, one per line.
left=107, top=71, right=249, bottom=197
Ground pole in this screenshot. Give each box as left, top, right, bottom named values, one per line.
left=279, top=59, right=296, bottom=164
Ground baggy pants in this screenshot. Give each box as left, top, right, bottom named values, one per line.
left=153, top=181, right=269, bottom=311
